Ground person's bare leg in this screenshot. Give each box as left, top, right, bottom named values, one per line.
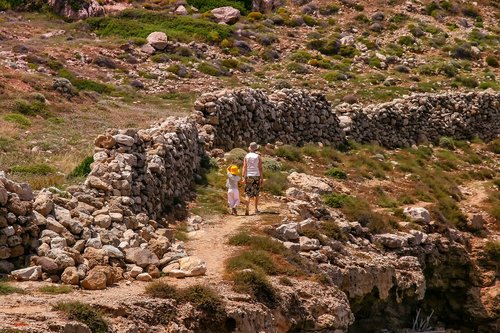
left=255, top=196, right=259, bottom=213
left=245, top=196, right=250, bottom=215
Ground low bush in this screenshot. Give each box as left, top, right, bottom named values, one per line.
left=484, top=241, right=500, bottom=262
left=228, top=232, right=287, bottom=254
left=146, top=281, right=179, bottom=299
left=14, top=99, right=48, bottom=117
left=187, top=0, right=250, bottom=13
left=68, top=156, right=94, bottom=178
left=450, top=43, right=475, bottom=59
left=59, top=69, right=113, bottom=94
left=325, top=167, right=347, bottom=179
left=263, top=170, right=288, bottom=195
left=227, top=250, right=279, bottom=275
left=486, top=138, right=500, bottom=154
left=11, top=163, right=55, bottom=175
left=485, top=55, right=499, bottom=67
left=39, top=285, right=73, bottom=294
left=438, top=137, right=456, bottom=150
left=398, top=35, right=415, bottom=46
left=232, top=270, right=278, bottom=308
left=275, top=145, right=303, bottom=162
left=287, top=62, right=309, bottom=74
left=53, top=301, right=108, bottom=333
left=198, top=62, right=229, bottom=76
left=3, top=113, right=31, bottom=128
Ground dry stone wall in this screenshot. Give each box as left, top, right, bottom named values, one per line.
left=89, top=117, right=205, bottom=219
left=194, top=89, right=345, bottom=150
left=337, top=91, right=500, bottom=148
left=195, top=89, right=499, bottom=150
left=0, top=173, right=38, bottom=271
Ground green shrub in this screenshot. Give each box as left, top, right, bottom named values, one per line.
left=461, top=4, right=480, bottom=18
left=247, top=11, right=263, bottom=21
left=325, top=167, right=347, bottom=179
left=291, top=50, right=313, bottom=63
left=455, top=75, right=478, bottom=88
left=14, top=99, right=48, bottom=117
left=68, top=156, right=94, bottom=178
left=484, top=241, right=500, bottom=262
left=263, top=170, right=288, bottom=195
left=58, top=69, right=113, bottom=94
left=53, top=301, right=108, bottom=333
left=11, top=163, right=55, bottom=175
left=182, top=284, right=226, bottom=318
left=226, top=148, right=247, bottom=166
left=485, top=55, right=499, bottom=67
left=262, top=157, right=282, bottom=172
left=228, top=232, right=287, bottom=254
left=450, top=43, right=475, bottom=59
left=4, top=113, right=31, bottom=128
left=227, top=250, right=279, bottom=275
left=399, top=35, right=415, bottom=46
left=486, top=138, right=500, bottom=154
left=287, top=62, right=309, bottom=74
left=87, top=9, right=234, bottom=43
left=198, top=62, right=228, bottom=76
left=302, top=14, right=317, bottom=26
left=438, top=137, right=456, bottom=150
left=275, top=145, right=303, bottom=161
left=232, top=270, right=278, bottom=308
left=146, top=281, right=180, bottom=299
left=368, top=57, right=382, bottom=68
left=39, top=285, right=73, bottom=294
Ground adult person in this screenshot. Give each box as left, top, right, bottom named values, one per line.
left=242, top=142, right=263, bottom=216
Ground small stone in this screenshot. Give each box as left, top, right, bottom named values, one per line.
left=136, top=272, right=153, bottom=282
left=129, top=265, right=143, bottom=278
left=61, top=266, right=80, bottom=285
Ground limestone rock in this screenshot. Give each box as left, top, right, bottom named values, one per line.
left=124, top=248, right=159, bottom=268
left=299, top=236, right=320, bottom=251
left=372, top=233, right=408, bottom=249
left=169, top=256, right=206, bottom=278
left=287, top=172, right=332, bottom=194
left=136, top=272, right=153, bottom=282
left=61, top=266, right=80, bottom=285
left=11, top=266, right=42, bottom=281
left=403, top=207, right=431, bottom=224
left=146, top=32, right=169, bottom=51
left=211, top=6, right=240, bottom=24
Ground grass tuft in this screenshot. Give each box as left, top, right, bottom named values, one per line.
left=232, top=270, right=278, bottom=308
left=0, top=281, right=23, bottom=295
left=53, top=301, right=108, bottom=333
left=39, top=285, right=73, bottom=294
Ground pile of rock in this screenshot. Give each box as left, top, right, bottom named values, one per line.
left=195, top=89, right=345, bottom=151
left=336, top=90, right=500, bottom=148
left=47, top=0, right=105, bottom=20
left=0, top=173, right=38, bottom=272
left=4, top=117, right=207, bottom=288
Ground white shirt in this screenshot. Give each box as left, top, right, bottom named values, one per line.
left=245, top=152, right=261, bottom=177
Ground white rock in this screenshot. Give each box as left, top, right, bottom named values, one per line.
left=136, top=272, right=153, bottom=282
left=299, top=236, right=320, bottom=251
left=211, top=6, right=240, bottom=24
left=146, top=32, right=169, bottom=50
left=403, top=207, right=431, bottom=224
left=11, top=266, right=42, bottom=281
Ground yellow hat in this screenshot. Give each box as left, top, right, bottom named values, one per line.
left=229, top=165, right=239, bottom=175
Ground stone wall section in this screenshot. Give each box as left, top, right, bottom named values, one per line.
left=336, top=91, right=500, bottom=148
left=194, top=89, right=345, bottom=150
left=195, top=89, right=499, bottom=150
left=89, top=117, right=205, bottom=219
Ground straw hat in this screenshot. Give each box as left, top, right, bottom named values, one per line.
left=248, top=142, right=260, bottom=152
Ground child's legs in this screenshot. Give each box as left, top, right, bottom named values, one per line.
left=228, top=189, right=240, bottom=208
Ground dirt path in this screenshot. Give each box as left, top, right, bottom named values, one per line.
left=184, top=198, right=284, bottom=284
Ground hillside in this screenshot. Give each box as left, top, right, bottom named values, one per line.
left=0, top=1, right=499, bottom=333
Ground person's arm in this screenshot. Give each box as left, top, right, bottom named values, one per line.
left=258, top=155, right=263, bottom=184
left=242, top=156, right=247, bottom=178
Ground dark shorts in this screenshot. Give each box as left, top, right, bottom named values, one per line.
left=244, top=176, right=261, bottom=198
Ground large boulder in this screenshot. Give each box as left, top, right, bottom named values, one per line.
left=146, top=32, right=169, bottom=51
left=403, top=207, right=431, bottom=224
left=81, top=266, right=116, bottom=290
left=124, top=248, right=159, bottom=268
left=211, top=6, right=240, bottom=24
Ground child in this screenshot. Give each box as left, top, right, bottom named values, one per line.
left=226, top=165, right=241, bottom=215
